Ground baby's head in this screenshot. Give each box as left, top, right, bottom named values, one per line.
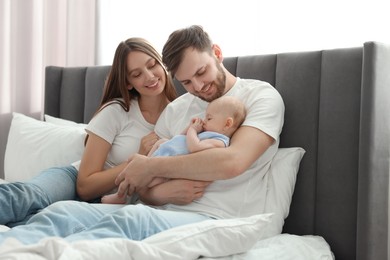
left=203, top=96, right=246, bottom=137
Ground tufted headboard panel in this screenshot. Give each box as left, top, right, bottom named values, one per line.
left=44, top=65, right=111, bottom=123
left=44, top=41, right=390, bottom=260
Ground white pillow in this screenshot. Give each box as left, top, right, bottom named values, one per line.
left=143, top=213, right=274, bottom=258
left=4, top=113, right=87, bottom=182
left=264, top=147, right=305, bottom=234
left=44, top=114, right=87, bottom=127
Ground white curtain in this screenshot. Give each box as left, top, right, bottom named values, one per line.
left=0, top=0, right=97, bottom=179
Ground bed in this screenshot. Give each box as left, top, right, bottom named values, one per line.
left=1, top=41, right=390, bottom=259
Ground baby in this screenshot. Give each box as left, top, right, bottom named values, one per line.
left=102, top=96, right=246, bottom=204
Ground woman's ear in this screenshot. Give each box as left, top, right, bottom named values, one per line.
left=127, top=85, right=133, bottom=90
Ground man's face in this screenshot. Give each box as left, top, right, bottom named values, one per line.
left=174, top=48, right=226, bottom=102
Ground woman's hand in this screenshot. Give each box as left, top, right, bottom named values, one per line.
left=138, top=132, right=160, bottom=155
left=138, top=179, right=211, bottom=206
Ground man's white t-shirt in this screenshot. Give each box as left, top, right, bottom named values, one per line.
left=72, top=99, right=154, bottom=170
left=155, top=78, right=285, bottom=219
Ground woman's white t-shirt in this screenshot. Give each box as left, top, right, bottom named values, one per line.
left=72, top=99, right=154, bottom=170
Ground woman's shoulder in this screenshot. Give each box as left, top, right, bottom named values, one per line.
left=99, top=99, right=131, bottom=113
left=92, top=99, right=132, bottom=123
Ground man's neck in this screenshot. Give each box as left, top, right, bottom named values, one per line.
left=223, top=72, right=238, bottom=94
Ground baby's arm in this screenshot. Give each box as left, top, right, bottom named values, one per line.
left=186, top=118, right=225, bottom=153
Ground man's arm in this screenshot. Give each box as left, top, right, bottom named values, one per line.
left=115, top=126, right=274, bottom=197
left=138, top=179, right=211, bottom=206
left=157, top=126, right=273, bottom=180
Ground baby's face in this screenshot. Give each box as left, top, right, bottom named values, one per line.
left=203, top=103, right=226, bottom=133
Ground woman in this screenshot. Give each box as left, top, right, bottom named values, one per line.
left=75, top=37, right=177, bottom=202
left=0, top=38, right=180, bottom=226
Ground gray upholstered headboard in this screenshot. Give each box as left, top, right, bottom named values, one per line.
left=44, top=41, right=390, bottom=260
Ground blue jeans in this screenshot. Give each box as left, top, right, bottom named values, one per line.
left=0, top=166, right=79, bottom=226
left=0, top=201, right=211, bottom=245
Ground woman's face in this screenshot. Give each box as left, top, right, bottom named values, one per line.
left=126, top=51, right=166, bottom=97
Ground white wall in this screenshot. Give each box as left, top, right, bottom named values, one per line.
left=96, top=0, right=390, bottom=65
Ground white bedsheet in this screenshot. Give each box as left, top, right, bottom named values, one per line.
left=202, top=234, right=334, bottom=260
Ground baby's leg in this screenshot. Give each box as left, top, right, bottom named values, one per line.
left=101, top=193, right=127, bottom=204
left=148, top=177, right=169, bottom=188
left=102, top=177, right=167, bottom=204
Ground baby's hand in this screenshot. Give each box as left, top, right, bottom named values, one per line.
left=190, top=118, right=204, bottom=133
left=138, top=132, right=160, bottom=155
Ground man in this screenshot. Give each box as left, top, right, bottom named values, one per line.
left=115, top=25, right=285, bottom=219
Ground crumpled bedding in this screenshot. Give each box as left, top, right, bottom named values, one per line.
left=0, top=177, right=334, bottom=260
left=0, top=233, right=334, bottom=260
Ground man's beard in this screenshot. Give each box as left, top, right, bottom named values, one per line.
left=198, top=62, right=226, bottom=102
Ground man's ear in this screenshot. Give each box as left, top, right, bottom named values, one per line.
left=212, top=44, right=223, bottom=62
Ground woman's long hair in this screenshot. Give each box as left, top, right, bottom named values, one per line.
left=85, top=38, right=177, bottom=145
left=99, top=37, right=177, bottom=112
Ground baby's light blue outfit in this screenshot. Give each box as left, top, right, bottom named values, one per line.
left=152, top=131, right=230, bottom=157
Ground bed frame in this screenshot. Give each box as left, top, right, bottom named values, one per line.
left=44, top=41, right=390, bottom=260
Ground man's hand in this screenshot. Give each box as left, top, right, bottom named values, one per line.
left=138, top=179, right=211, bottom=206
left=115, top=154, right=154, bottom=197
